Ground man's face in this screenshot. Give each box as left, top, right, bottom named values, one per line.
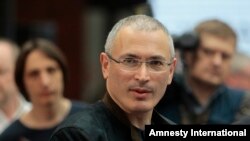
left=24, top=50, right=64, bottom=106
left=188, top=33, right=235, bottom=86
left=0, top=43, right=17, bottom=108
left=100, top=27, right=176, bottom=114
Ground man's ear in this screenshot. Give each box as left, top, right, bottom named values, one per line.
left=100, top=52, right=109, bottom=79
left=167, top=57, right=177, bottom=84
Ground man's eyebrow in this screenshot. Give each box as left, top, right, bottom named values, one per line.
left=120, top=54, right=168, bottom=60
left=149, top=55, right=167, bottom=60
left=120, top=53, right=139, bottom=58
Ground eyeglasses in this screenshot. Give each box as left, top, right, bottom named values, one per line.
left=106, top=53, right=173, bottom=72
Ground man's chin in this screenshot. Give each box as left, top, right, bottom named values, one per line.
left=196, top=76, right=223, bottom=86
left=131, top=104, right=153, bottom=113
left=204, top=78, right=223, bottom=86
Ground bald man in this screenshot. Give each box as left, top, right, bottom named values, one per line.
left=0, top=38, right=31, bottom=134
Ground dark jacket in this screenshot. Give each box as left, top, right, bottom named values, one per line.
left=156, top=74, right=248, bottom=124
left=50, top=94, right=175, bottom=141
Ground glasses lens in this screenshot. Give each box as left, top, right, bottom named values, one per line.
left=121, top=58, right=139, bottom=69
left=107, top=53, right=171, bottom=72
left=148, top=60, right=166, bottom=71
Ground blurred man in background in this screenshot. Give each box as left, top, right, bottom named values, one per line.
left=156, top=19, right=250, bottom=124
left=0, top=38, right=31, bottom=134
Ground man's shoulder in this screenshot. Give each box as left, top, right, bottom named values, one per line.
left=50, top=101, right=111, bottom=141
left=57, top=101, right=107, bottom=129
left=216, top=86, right=245, bottom=103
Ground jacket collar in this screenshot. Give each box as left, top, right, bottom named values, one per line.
left=102, top=93, right=175, bottom=126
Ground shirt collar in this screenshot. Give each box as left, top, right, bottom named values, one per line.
left=102, top=93, right=172, bottom=141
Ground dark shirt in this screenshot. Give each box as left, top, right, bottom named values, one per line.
left=0, top=101, right=87, bottom=141
left=50, top=94, right=175, bottom=141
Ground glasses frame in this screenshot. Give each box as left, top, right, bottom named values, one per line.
left=106, top=53, right=173, bottom=72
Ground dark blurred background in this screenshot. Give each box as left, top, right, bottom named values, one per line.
left=0, top=0, right=152, bottom=103
left=1, top=0, right=249, bottom=103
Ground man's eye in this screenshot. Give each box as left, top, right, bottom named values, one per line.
left=28, top=71, right=39, bottom=78
left=149, top=60, right=164, bottom=66
left=222, top=53, right=232, bottom=60
left=122, top=58, right=138, bottom=64
left=47, top=67, right=57, bottom=74
left=202, top=48, right=214, bottom=56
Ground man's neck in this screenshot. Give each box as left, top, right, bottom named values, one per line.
left=127, top=111, right=153, bottom=130
left=187, top=76, right=218, bottom=106
left=21, top=98, right=70, bottom=129
left=1, top=94, right=20, bottom=120
left=103, top=94, right=153, bottom=130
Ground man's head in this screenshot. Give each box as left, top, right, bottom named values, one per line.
left=100, top=15, right=176, bottom=114
left=15, top=38, right=68, bottom=105
left=0, top=39, right=20, bottom=108
left=184, top=19, right=237, bottom=86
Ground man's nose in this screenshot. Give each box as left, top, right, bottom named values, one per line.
left=40, top=72, right=50, bottom=86
left=134, top=63, right=150, bottom=82
left=213, top=53, right=223, bottom=66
